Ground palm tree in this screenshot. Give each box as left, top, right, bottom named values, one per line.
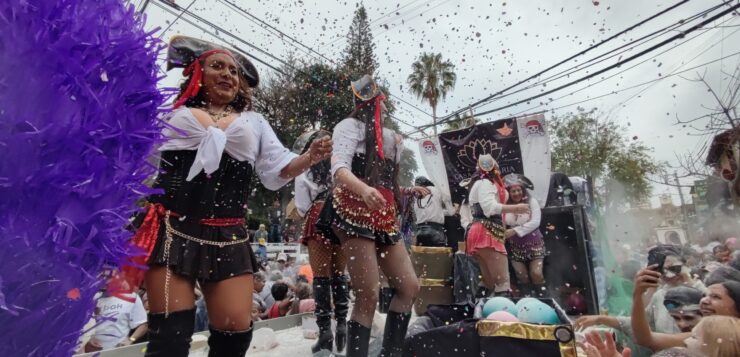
left=407, top=52, right=457, bottom=135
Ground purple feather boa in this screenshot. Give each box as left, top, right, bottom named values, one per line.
left=0, top=1, right=166, bottom=355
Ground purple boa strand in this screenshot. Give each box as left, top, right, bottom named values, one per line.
left=0, top=1, right=166, bottom=355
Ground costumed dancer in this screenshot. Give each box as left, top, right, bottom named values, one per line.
left=502, top=174, right=546, bottom=297
left=317, top=75, right=426, bottom=357
left=293, top=130, right=350, bottom=354
left=464, top=154, right=530, bottom=298
left=132, top=36, right=332, bottom=357
left=412, top=176, right=453, bottom=247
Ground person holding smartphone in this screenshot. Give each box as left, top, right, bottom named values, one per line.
left=642, top=245, right=706, bottom=334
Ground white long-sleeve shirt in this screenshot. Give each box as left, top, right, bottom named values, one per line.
left=413, top=186, right=454, bottom=225
left=468, top=179, right=509, bottom=217
left=294, top=172, right=330, bottom=217
left=330, top=118, right=403, bottom=178
left=158, top=107, right=297, bottom=190
left=504, top=194, right=541, bottom=236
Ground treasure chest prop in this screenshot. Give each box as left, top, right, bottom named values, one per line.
left=404, top=298, right=576, bottom=357
left=411, top=246, right=454, bottom=315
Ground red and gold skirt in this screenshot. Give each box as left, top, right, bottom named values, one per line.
left=300, top=200, right=326, bottom=245
left=465, top=218, right=507, bottom=256
left=332, top=185, right=398, bottom=235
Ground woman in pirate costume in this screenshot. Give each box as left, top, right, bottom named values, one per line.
left=464, top=154, right=530, bottom=298
left=317, top=75, right=427, bottom=357
left=131, top=36, right=332, bottom=357
left=293, top=130, right=350, bottom=354
left=503, top=174, right=546, bottom=297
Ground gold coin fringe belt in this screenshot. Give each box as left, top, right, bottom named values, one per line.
left=473, top=218, right=506, bottom=243
left=162, top=211, right=249, bottom=316
left=333, top=185, right=398, bottom=234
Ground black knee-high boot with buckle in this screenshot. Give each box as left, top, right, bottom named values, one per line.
left=332, top=275, right=350, bottom=353
left=379, top=311, right=411, bottom=357
left=145, top=308, right=195, bottom=357
left=207, top=325, right=253, bottom=357
left=346, top=320, right=371, bottom=357
left=311, top=277, right=334, bottom=353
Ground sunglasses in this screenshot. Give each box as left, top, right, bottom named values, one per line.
left=664, top=265, right=683, bottom=275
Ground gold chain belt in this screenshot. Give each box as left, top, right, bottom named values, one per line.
left=161, top=211, right=249, bottom=316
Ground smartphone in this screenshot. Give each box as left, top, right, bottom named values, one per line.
left=647, top=250, right=666, bottom=274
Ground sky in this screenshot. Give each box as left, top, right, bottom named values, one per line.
left=139, top=0, right=740, bottom=207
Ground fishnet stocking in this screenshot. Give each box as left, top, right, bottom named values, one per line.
left=307, top=239, right=347, bottom=278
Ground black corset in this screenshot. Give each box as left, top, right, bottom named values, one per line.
left=149, top=150, right=253, bottom=219
left=471, top=203, right=503, bottom=224
left=351, top=153, right=396, bottom=188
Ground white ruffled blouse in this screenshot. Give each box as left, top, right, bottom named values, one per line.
left=158, top=107, right=297, bottom=191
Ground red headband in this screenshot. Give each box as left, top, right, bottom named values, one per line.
left=173, top=49, right=235, bottom=109
left=355, top=94, right=387, bottom=159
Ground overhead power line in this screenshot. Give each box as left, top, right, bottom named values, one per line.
left=470, top=2, right=730, bottom=116
left=406, top=1, right=740, bottom=135
left=436, top=0, right=694, bottom=123
left=470, top=3, right=740, bottom=119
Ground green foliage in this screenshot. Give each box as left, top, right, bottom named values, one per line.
left=549, top=108, right=662, bottom=204
left=442, top=112, right=479, bottom=133
left=342, top=4, right=378, bottom=77
left=407, top=52, right=457, bottom=134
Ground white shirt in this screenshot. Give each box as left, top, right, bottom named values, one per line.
left=504, top=194, right=542, bottom=236
left=330, top=118, right=403, bottom=178
left=90, top=294, right=147, bottom=349
left=294, top=172, right=330, bottom=217
left=158, top=107, right=297, bottom=190
left=413, top=186, right=454, bottom=224
left=468, top=179, right=509, bottom=217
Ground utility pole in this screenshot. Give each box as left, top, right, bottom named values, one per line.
left=673, top=171, right=692, bottom=242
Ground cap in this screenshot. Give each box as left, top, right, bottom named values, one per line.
left=663, top=286, right=703, bottom=312
left=414, top=176, right=434, bottom=187
left=477, top=154, right=498, bottom=172
left=350, top=74, right=381, bottom=101
left=503, top=173, right=534, bottom=190
left=292, top=129, right=331, bottom=154
left=167, top=35, right=259, bottom=87
left=277, top=253, right=287, bottom=262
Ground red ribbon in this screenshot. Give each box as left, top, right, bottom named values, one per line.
left=374, top=94, right=386, bottom=160
left=173, top=49, right=234, bottom=109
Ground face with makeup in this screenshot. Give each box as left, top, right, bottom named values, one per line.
left=201, top=53, right=240, bottom=105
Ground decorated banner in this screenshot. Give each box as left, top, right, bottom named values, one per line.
left=419, top=113, right=551, bottom=206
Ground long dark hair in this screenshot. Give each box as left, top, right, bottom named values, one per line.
left=349, top=98, right=402, bottom=205
left=175, top=68, right=253, bottom=112
left=349, top=100, right=385, bottom=187
left=301, top=132, right=332, bottom=187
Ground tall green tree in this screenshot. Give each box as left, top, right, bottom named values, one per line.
left=549, top=108, right=662, bottom=205
left=407, top=52, right=456, bottom=136
left=342, top=4, right=378, bottom=77
left=442, top=112, right=479, bottom=133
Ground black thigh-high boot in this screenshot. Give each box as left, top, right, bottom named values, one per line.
left=332, top=275, right=350, bottom=353
left=533, top=283, right=548, bottom=298
left=208, top=325, right=253, bottom=357
left=379, top=311, right=411, bottom=357
left=311, top=277, right=334, bottom=353
left=517, top=282, right=533, bottom=297
left=145, top=308, right=196, bottom=357
left=346, top=320, right=371, bottom=357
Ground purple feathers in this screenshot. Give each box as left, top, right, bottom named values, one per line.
left=0, top=0, right=166, bottom=355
